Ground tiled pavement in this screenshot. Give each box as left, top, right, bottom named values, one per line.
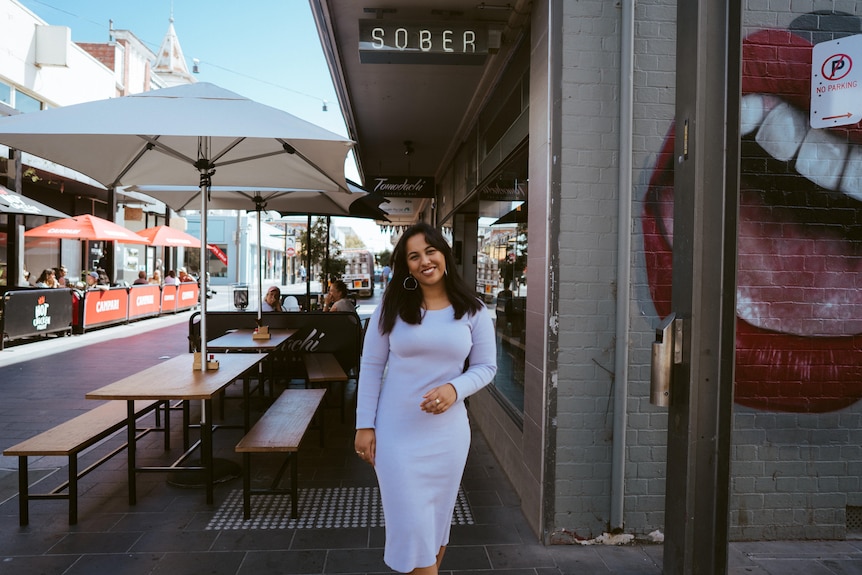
left=0, top=310, right=861, bottom=574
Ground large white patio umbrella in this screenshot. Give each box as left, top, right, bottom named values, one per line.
left=0, top=82, right=355, bottom=367
left=129, top=180, right=388, bottom=318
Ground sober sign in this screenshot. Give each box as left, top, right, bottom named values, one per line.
left=810, top=34, right=862, bottom=128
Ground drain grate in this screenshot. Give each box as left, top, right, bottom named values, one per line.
left=848, top=506, right=862, bottom=535
left=206, top=486, right=474, bottom=530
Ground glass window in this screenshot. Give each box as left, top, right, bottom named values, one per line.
left=0, top=82, right=11, bottom=106
left=15, top=90, right=42, bottom=114
left=475, top=145, right=529, bottom=414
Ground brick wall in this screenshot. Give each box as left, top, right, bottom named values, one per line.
left=554, top=0, right=862, bottom=541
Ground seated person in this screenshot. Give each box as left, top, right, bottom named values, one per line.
left=132, top=271, right=149, bottom=285
left=178, top=267, right=195, bottom=283
left=323, top=279, right=355, bottom=313
left=34, top=268, right=58, bottom=288
left=55, top=266, right=68, bottom=287
left=163, top=270, right=180, bottom=285
left=149, top=270, right=162, bottom=285
left=96, top=268, right=111, bottom=286
left=261, top=285, right=284, bottom=312
left=85, top=271, right=108, bottom=291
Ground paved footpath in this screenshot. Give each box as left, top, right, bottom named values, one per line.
left=0, top=300, right=861, bottom=574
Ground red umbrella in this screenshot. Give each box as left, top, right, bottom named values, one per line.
left=137, top=225, right=201, bottom=248
left=24, top=214, right=149, bottom=244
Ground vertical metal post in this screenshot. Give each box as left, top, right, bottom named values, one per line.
left=663, top=0, right=741, bottom=574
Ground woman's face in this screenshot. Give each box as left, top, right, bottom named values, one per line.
left=405, top=233, right=446, bottom=288
left=328, top=284, right=342, bottom=301
left=266, top=290, right=279, bottom=304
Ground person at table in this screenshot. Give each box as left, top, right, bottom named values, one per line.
left=85, top=271, right=108, bottom=291
left=97, top=268, right=111, bottom=286
left=34, top=268, right=57, bottom=288
left=132, top=271, right=149, bottom=285
left=178, top=268, right=194, bottom=283
left=54, top=265, right=68, bottom=287
left=163, top=270, right=179, bottom=286
left=261, top=285, right=284, bottom=312
left=149, top=270, right=162, bottom=285
left=354, top=222, right=497, bottom=575
left=323, top=279, right=355, bottom=313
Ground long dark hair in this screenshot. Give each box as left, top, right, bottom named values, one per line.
left=379, top=222, right=483, bottom=334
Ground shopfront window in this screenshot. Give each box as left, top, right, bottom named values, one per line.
left=186, top=244, right=228, bottom=278
left=475, top=146, right=528, bottom=415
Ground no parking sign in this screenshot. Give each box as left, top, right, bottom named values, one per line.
left=810, top=34, right=862, bottom=128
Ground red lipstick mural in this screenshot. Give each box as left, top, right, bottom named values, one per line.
left=642, top=22, right=862, bottom=413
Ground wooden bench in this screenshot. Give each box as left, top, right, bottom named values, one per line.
left=3, top=399, right=168, bottom=525
left=235, top=388, right=326, bottom=520
left=302, top=353, right=349, bottom=422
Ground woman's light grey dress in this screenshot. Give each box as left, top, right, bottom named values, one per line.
left=356, top=305, right=496, bottom=573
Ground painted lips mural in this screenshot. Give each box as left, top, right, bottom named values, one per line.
left=643, top=17, right=862, bottom=413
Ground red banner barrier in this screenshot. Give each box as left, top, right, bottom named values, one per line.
left=161, top=284, right=178, bottom=314
left=82, top=287, right=129, bottom=330
left=176, top=283, right=199, bottom=311
left=128, top=285, right=162, bottom=320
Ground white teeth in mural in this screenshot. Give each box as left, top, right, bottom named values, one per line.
left=740, top=94, right=765, bottom=137
left=755, top=101, right=808, bottom=162
left=744, top=93, right=862, bottom=198
left=840, top=146, right=862, bottom=201
left=796, top=128, right=848, bottom=191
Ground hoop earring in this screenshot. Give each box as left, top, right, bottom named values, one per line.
left=403, top=275, right=419, bottom=291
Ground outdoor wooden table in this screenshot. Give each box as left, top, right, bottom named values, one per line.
left=207, top=328, right=297, bottom=400
left=86, top=353, right=264, bottom=505
left=206, top=328, right=297, bottom=352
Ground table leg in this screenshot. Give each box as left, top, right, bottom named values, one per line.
left=243, top=373, right=250, bottom=433
left=202, top=399, right=214, bottom=504
left=127, top=400, right=136, bottom=505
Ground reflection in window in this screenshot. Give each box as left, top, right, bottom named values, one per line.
left=478, top=212, right=527, bottom=414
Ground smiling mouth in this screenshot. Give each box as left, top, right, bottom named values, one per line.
left=642, top=27, right=862, bottom=412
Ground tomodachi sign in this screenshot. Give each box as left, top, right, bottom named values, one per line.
left=810, top=34, right=862, bottom=128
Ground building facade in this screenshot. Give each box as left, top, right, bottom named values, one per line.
left=313, top=0, right=862, bottom=544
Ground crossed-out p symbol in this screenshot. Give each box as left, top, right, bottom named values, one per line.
left=823, top=53, right=852, bottom=81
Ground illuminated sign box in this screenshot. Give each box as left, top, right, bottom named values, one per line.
left=359, top=20, right=492, bottom=65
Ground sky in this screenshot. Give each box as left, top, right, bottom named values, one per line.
left=17, top=0, right=392, bottom=251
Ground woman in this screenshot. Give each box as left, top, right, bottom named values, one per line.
left=148, top=270, right=162, bottom=285
left=261, top=285, right=284, bottom=312
left=323, top=279, right=355, bottom=312
left=34, top=268, right=57, bottom=288
left=355, top=222, right=496, bottom=574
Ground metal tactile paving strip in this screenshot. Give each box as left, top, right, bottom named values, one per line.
left=206, top=486, right=474, bottom=530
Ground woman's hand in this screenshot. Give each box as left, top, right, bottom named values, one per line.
left=354, top=428, right=376, bottom=465
left=421, top=383, right=457, bottom=414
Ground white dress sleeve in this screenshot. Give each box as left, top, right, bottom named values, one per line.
left=355, top=306, right=389, bottom=429
left=448, top=305, right=497, bottom=400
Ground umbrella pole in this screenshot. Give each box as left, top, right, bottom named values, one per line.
left=305, top=213, right=311, bottom=307
left=325, top=216, right=331, bottom=291
left=257, top=205, right=263, bottom=324
left=197, top=140, right=212, bottom=371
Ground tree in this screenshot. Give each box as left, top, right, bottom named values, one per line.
left=298, top=216, right=344, bottom=283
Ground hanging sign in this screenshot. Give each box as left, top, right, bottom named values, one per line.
left=367, top=176, right=435, bottom=198
left=359, top=20, right=492, bottom=65
left=810, top=34, right=862, bottom=128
